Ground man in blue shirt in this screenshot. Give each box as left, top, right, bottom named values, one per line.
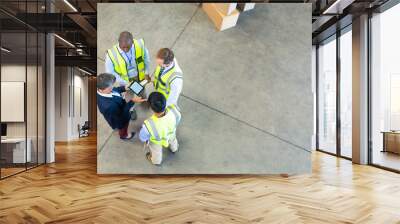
left=97, top=73, right=146, bottom=140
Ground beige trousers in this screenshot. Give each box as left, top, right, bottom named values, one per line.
left=146, top=135, right=178, bottom=165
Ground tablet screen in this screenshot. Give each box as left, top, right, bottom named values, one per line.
left=129, top=81, right=144, bottom=95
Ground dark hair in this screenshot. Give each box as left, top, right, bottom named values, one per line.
left=97, top=73, right=116, bottom=90
left=118, top=31, right=133, bottom=44
left=157, top=48, right=174, bottom=65
left=148, top=92, right=166, bottom=113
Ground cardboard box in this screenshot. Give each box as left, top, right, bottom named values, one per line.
left=214, top=3, right=237, bottom=15
left=202, top=3, right=240, bottom=31
left=237, top=3, right=255, bottom=12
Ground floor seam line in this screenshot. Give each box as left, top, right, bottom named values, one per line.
left=97, top=131, right=114, bottom=155
left=170, top=5, right=200, bottom=50
left=168, top=5, right=310, bottom=154
left=181, top=94, right=311, bottom=153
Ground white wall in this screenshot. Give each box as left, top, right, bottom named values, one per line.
left=1, top=65, right=40, bottom=137
left=1, top=65, right=26, bottom=139
left=1, top=63, right=46, bottom=164
left=54, top=67, right=89, bottom=141
left=71, top=72, right=89, bottom=138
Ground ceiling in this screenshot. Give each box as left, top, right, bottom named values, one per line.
left=310, top=0, right=390, bottom=43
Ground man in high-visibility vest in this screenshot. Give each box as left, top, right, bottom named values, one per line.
left=151, top=48, right=183, bottom=107
left=105, top=31, right=150, bottom=87
left=139, top=92, right=181, bottom=165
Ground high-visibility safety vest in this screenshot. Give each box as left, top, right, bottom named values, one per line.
left=153, top=64, right=183, bottom=100
left=107, top=39, right=146, bottom=83
left=144, top=104, right=182, bottom=147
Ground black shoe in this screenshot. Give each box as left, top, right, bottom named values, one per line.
left=120, top=132, right=135, bottom=140
left=130, top=109, right=137, bottom=121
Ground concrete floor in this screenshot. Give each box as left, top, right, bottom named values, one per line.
left=97, top=3, right=312, bottom=174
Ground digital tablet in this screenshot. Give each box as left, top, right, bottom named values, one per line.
left=128, top=81, right=144, bottom=95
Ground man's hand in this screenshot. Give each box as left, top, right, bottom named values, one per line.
left=131, top=96, right=147, bottom=103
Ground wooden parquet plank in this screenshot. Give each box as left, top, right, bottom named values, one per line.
left=0, top=135, right=399, bottom=223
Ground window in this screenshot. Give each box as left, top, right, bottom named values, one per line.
left=339, top=28, right=352, bottom=158
left=318, top=36, right=337, bottom=154
left=370, top=3, right=400, bottom=171
left=0, top=1, right=46, bottom=179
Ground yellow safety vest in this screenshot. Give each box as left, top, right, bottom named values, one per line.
left=144, top=104, right=181, bottom=147
left=153, top=64, right=183, bottom=100
left=107, top=39, right=146, bottom=83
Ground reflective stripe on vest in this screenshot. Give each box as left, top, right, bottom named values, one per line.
left=144, top=118, right=161, bottom=141
left=107, top=39, right=146, bottom=83
left=107, top=45, right=129, bottom=82
left=167, top=104, right=181, bottom=125
left=153, top=65, right=183, bottom=100
left=144, top=105, right=181, bottom=147
left=133, top=39, right=146, bottom=81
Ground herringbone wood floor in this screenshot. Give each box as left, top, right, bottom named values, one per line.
left=1, top=134, right=400, bottom=224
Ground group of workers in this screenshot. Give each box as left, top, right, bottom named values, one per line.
left=97, top=31, right=183, bottom=165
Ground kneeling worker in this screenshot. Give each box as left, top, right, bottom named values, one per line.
left=139, top=92, right=181, bottom=165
